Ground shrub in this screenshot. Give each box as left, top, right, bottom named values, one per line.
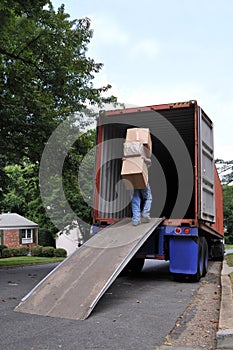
left=31, top=245, right=43, bottom=257
left=39, top=228, right=55, bottom=247
left=19, top=246, right=29, bottom=256
left=225, top=235, right=233, bottom=245
left=2, top=248, right=10, bottom=258
left=54, top=248, right=67, bottom=258
left=9, top=248, right=21, bottom=257
left=42, top=246, right=55, bottom=257
left=0, top=245, right=8, bottom=257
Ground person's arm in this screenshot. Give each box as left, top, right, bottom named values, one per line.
left=142, top=156, right=151, bottom=167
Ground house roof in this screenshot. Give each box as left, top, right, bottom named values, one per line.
left=0, top=213, right=38, bottom=229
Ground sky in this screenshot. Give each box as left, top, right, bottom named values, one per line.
left=52, top=0, right=233, bottom=161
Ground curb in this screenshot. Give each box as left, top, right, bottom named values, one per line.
left=216, top=259, right=233, bottom=349
left=158, top=347, right=204, bottom=350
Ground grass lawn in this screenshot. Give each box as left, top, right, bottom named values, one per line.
left=226, top=254, right=233, bottom=267
left=225, top=253, right=233, bottom=289
left=225, top=244, right=233, bottom=249
left=0, top=256, right=65, bottom=267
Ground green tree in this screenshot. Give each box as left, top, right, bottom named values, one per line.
left=38, top=127, right=96, bottom=239
left=0, top=0, right=116, bottom=168
left=2, top=161, right=37, bottom=215
left=216, top=159, right=233, bottom=185
left=1, top=129, right=97, bottom=242
left=63, top=129, right=96, bottom=239
left=223, top=185, right=233, bottom=243
left=0, top=1, right=117, bottom=235
left=1, top=160, right=57, bottom=245
left=215, top=159, right=233, bottom=243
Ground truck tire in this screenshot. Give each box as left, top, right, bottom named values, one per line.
left=210, top=240, right=225, bottom=261
left=121, top=258, right=145, bottom=276
left=191, top=237, right=204, bottom=282
left=202, top=237, right=209, bottom=277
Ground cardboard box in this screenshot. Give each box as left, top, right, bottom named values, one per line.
left=121, top=156, right=148, bottom=189
left=123, top=141, right=146, bottom=157
left=126, top=128, right=152, bottom=156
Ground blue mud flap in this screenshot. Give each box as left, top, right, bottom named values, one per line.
left=169, top=237, right=198, bottom=275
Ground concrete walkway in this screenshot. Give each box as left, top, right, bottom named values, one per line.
left=159, top=251, right=233, bottom=350
left=216, top=252, right=233, bottom=349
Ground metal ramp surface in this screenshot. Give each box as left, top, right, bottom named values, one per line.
left=15, top=217, right=164, bottom=320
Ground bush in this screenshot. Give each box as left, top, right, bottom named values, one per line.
left=0, top=245, right=8, bottom=257
left=31, top=245, right=43, bottom=257
left=19, top=246, right=29, bottom=256
left=54, top=248, right=67, bottom=258
left=225, top=235, right=233, bottom=245
left=9, top=248, right=21, bottom=257
left=2, top=248, right=10, bottom=258
left=39, top=228, right=55, bottom=247
left=42, top=246, right=55, bottom=257
left=0, top=246, right=29, bottom=258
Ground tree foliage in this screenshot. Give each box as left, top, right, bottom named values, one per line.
left=1, top=160, right=57, bottom=245
left=63, top=129, right=96, bottom=238
left=0, top=1, right=116, bottom=238
left=223, top=185, right=233, bottom=242
left=216, top=160, right=233, bottom=243
left=0, top=0, right=116, bottom=167
left=215, top=159, right=233, bottom=185
left=1, top=130, right=96, bottom=243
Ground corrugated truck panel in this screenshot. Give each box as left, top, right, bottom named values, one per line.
left=212, top=165, right=224, bottom=235
left=198, top=107, right=215, bottom=222
left=95, top=104, right=196, bottom=223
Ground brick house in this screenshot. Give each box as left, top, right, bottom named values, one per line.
left=0, top=213, right=38, bottom=249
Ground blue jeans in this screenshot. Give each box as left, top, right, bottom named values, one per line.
left=131, top=184, right=152, bottom=223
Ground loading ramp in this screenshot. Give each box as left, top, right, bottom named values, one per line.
left=15, top=217, right=164, bottom=320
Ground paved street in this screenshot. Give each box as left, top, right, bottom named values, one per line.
left=1, top=261, right=202, bottom=350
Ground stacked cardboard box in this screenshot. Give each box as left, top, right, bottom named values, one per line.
left=125, top=128, right=152, bottom=157
left=123, top=141, right=145, bottom=157
left=121, top=128, right=152, bottom=190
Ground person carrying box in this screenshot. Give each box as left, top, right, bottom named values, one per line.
left=131, top=156, right=152, bottom=226
left=121, top=128, right=153, bottom=226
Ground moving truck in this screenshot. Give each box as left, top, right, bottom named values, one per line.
left=93, top=100, right=224, bottom=281
left=16, top=100, right=225, bottom=320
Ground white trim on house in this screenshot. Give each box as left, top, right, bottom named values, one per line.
left=21, top=229, right=33, bottom=244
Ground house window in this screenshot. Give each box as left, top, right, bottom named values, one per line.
left=21, top=229, right=33, bottom=244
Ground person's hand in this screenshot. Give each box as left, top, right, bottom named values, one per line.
left=142, top=156, right=151, bottom=164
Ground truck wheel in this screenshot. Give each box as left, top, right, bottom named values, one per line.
left=210, top=240, right=225, bottom=261
left=121, top=258, right=145, bottom=276
left=202, top=238, right=209, bottom=277
left=191, top=238, right=204, bottom=282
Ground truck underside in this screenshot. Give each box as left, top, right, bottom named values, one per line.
left=135, top=223, right=224, bottom=282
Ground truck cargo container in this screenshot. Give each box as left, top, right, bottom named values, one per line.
left=93, top=100, right=224, bottom=281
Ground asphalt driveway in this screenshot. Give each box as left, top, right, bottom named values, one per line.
left=0, top=261, right=200, bottom=350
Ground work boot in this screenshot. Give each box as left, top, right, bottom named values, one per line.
left=132, top=220, right=141, bottom=226
left=141, top=216, right=151, bottom=223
